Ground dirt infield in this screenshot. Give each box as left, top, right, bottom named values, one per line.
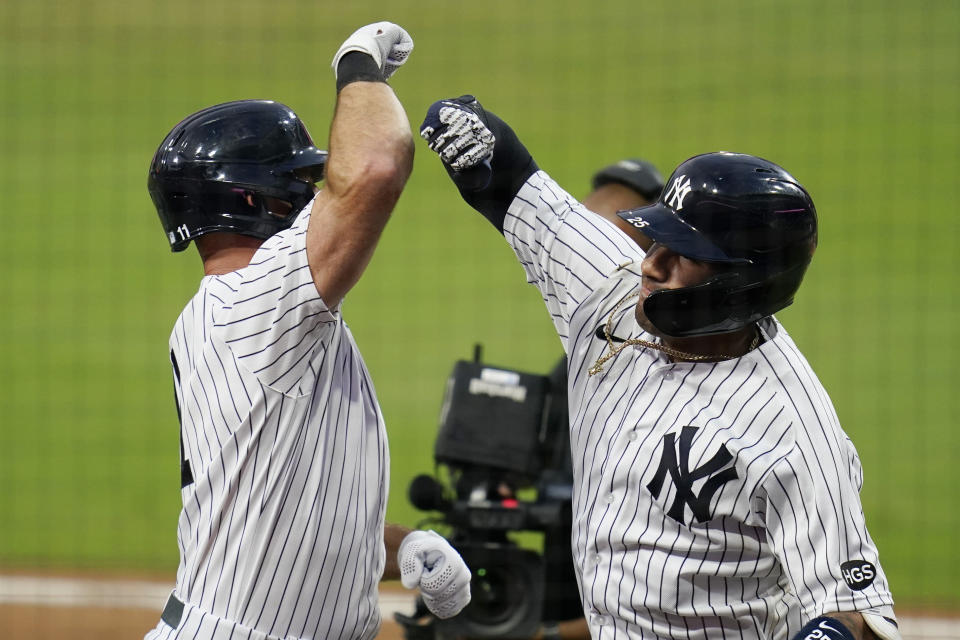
left=0, top=573, right=409, bottom=640
left=0, top=573, right=957, bottom=640
left=0, top=604, right=406, bottom=639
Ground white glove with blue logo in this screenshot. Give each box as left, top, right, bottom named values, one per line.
left=332, top=21, right=413, bottom=80
left=398, top=530, right=472, bottom=619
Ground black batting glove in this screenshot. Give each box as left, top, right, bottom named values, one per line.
left=420, top=95, right=496, bottom=190
left=420, top=95, right=538, bottom=232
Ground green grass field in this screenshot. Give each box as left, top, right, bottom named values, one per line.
left=0, top=0, right=957, bottom=611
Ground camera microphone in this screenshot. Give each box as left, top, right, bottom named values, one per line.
left=409, top=474, right=451, bottom=512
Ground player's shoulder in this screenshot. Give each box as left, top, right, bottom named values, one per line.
left=171, top=276, right=237, bottom=335
left=569, top=260, right=643, bottom=330
left=751, top=319, right=835, bottom=418
left=691, top=321, right=805, bottom=461
left=740, top=318, right=853, bottom=454
left=168, top=278, right=224, bottom=372
left=224, top=207, right=314, bottom=293
left=199, top=272, right=244, bottom=308
left=508, top=170, right=601, bottom=232
left=512, top=170, right=571, bottom=206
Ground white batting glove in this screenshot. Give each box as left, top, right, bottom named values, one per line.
left=331, top=22, right=413, bottom=80
left=398, top=530, right=471, bottom=619
left=420, top=97, right=496, bottom=171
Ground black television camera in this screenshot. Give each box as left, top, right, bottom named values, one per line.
left=399, top=346, right=575, bottom=640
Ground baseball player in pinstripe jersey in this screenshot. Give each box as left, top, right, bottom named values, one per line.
left=419, top=95, right=901, bottom=640
left=142, top=23, right=470, bottom=640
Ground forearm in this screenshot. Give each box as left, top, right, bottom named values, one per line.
left=822, top=612, right=879, bottom=640
left=326, top=80, right=414, bottom=205
left=306, top=79, right=414, bottom=306
left=535, top=618, right=591, bottom=640
left=381, top=522, right=413, bottom=581
left=453, top=108, right=538, bottom=232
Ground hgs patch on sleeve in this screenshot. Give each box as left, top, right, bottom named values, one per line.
left=840, top=560, right=877, bottom=590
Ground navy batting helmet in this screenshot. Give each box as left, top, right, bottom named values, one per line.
left=617, top=152, right=818, bottom=337
left=148, top=100, right=327, bottom=252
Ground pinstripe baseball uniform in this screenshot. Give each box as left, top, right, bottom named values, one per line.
left=504, top=171, right=897, bottom=640
left=144, top=200, right=389, bottom=640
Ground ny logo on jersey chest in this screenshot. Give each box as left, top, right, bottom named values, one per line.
left=646, top=425, right=738, bottom=525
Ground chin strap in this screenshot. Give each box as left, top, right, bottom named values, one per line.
left=589, top=292, right=761, bottom=376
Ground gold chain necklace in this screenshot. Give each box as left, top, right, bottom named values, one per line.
left=588, top=292, right=761, bottom=376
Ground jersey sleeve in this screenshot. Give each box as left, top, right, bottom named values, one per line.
left=755, top=438, right=896, bottom=618
left=502, top=171, right=643, bottom=348
left=213, top=204, right=336, bottom=396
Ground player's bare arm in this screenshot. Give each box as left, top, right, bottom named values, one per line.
left=381, top=522, right=413, bottom=580
left=822, top=612, right=880, bottom=640
left=307, top=24, right=415, bottom=308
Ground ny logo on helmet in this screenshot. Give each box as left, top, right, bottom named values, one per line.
left=664, top=174, right=693, bottom=210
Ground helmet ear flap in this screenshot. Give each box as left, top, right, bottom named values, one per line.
left=643, top=273, right=739, bottom=337
left=721, top=290, right=752, bottom=323
left=642, top=270, right=771, bottom=337
left=717, top=268, right=761, bottom=321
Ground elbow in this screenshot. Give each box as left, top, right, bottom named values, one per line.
left=337, top=135, right=414, bottom=205
left=368, top=123, right=414, bottom=187
left=365, top=138, right=414, bottom=195
left=360, top=156, right=412, bottom=208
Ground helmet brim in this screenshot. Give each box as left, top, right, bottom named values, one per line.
left=277, top=147, right=328, bottom=183
left=617, top=204, right=751, bottom=264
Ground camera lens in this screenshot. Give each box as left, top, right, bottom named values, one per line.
left=469, top=566, right=519, bottom=623
left=440, top=546, right=543, bottom=638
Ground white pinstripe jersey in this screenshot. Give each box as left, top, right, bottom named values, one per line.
left=504, top=172, right=897, bottom=640
left=145, top=203, right=389, bottom=640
